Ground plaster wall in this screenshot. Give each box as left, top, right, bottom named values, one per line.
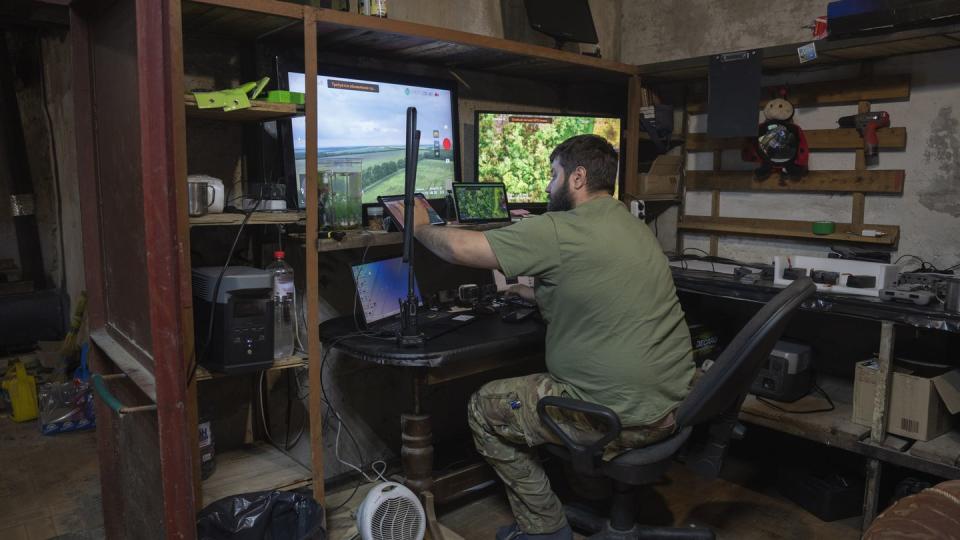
left=620, top=0, right=825, bottom=65
left=391, top=0, right=623, bottom=62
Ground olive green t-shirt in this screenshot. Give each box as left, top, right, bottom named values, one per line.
left=483, top=196, right=694, bottom=426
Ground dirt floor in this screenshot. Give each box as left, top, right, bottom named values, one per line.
left=0, top=417, right=103, bottom=540
left=0, top=414, right=862, bottom=540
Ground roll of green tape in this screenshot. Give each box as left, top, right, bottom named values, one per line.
left=812, top=221, right=836, bottom=235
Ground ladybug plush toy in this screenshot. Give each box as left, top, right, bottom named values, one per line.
left=743, top=89, right=809, bottom=181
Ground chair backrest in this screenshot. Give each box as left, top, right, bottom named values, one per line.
left=676, top=277, right=815, bottom=429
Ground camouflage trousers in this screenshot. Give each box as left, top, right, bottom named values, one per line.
left=467, top=373, right=677, bottom=534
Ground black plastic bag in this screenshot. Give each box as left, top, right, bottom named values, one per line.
left=197, top=490, right=325, bottom=540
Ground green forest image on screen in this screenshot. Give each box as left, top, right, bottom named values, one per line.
left=457, top=187, right=509, bottom=220
left=477, top=114, right=621, bottom=203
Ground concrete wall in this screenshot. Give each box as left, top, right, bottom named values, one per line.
left=620, top=0, right=826, bottom=65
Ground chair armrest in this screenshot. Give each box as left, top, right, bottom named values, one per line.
left=537, top=396, right=622, bottom=475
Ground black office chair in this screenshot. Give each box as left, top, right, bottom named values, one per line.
left=537, top=277, right=816, bottom=540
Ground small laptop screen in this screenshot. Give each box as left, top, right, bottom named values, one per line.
left=351, top=257, right=422, bottom=324
left=453, top=183, right=511, bottom=223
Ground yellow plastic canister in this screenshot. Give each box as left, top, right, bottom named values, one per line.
left=2, top=362, right=39, bottom=422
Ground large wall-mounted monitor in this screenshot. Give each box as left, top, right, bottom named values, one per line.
left=288, top=70, right=460, bottom=206
left=474, top=111, right=622, bottom=204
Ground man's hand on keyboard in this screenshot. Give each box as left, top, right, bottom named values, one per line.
left=504, top=284, right=536, bottom=305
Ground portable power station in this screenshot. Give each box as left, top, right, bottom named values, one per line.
left=750, top=340, right=814, bottom=402
left=192, top=266, right=274, bottom=374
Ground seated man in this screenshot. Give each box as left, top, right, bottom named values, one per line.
left=413, top=135, right=694, bottom=540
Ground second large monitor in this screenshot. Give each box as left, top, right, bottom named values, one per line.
left=475, top=111, right=622, bottom=203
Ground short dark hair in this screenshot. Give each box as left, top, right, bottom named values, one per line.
left=549, top=134, right=619, bottom=194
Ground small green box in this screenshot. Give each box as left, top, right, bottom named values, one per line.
left=812, top=221, right=836, bottom=235
left=266, top=90, right=305, bottom=105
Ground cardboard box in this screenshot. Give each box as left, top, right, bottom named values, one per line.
left=637, top=155, right=682, bottom=196
left=853, top=359, right=960, bottom=441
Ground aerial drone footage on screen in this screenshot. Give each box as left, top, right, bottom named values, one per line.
left=289, top=72, right=459, bottom=206
left=476, top=112, right=622, bottom=203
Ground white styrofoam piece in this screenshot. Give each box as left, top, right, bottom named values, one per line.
left=773, top=255, right=900, bottom=297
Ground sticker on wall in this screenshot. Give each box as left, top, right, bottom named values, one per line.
left=798, top=42, right=818, bottom=64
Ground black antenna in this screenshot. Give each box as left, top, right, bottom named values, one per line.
left=398, top=107, right=424, bottom=346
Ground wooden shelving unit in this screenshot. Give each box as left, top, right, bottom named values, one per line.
left=184, top=94, right=302, bottom=122
left=201, top=441, right=312, bottom=506
left=673, top=73, right=910, bottom=251
left=174, top=0, right=639, bottom=515
left=189, top=211, right=306, bottom=227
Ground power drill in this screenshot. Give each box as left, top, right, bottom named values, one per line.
left=837, top=111, right=890, bottom=157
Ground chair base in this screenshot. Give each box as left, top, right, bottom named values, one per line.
left=590, top=523, right=715, bottom=540
left=565, top=505, right=715, bottom=540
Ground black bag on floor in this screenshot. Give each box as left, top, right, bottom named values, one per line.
left=197, top=490, right=325, bottom=540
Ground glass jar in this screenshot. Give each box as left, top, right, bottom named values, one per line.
left=367, top=206, right=384, bottom=231
left=319, top=158, right=363, bottom=229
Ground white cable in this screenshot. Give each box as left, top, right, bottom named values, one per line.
left=333, top=410, right=387, bottom=483
left=292, top=289, right=306, bottom=353
left=259, top=371, right=277, bottom=447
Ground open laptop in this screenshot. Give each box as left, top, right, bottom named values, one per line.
left=452, top=183, right=512, bottom=224
left=351, top=257, right=478, bottom=339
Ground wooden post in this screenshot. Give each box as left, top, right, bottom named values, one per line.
left=863, top=320, right=895, bottom=528
left=624, top=75, right=642, bottom=198
left=165, top=0, right=204, bottom=512
left=304, top=6, right=324, bottom=504
left=852, top=99, right=870, bottom=229
left=709, top=150, right=722, bottom=256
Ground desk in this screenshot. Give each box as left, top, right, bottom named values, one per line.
left=672, top=268, right=960, bottom=528
left=319, top=314, right=545, bottom=502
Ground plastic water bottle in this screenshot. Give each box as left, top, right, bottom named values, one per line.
left=268, top=251, right=295, bottom=359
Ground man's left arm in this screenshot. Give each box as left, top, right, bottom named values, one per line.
left=415, top=224, right=500, bottom=269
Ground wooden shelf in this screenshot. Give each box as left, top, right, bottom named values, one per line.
left=317, top=222, right=512, bottom=252
left=687, top=76, right=913, bottom=115
left=684, top=170, right=905, bottom=194
left=185, top=94, right=302, bottom=122
left=183, top=0, right=637, bottom=84
left=201, top=442, right=312, bottom=506
left=685, top=128, right=908, bottom=152
left=678, top=216, right=899, bottom=245
left=740, top=376, right=869, bottom=454
left=630, top=194, right=681, bottom=202
left=318, top=230, right=402, bottom=252
left=637, top=24, right=960, bottom=82
left=741, top=375, right=960, bottom=479
left=195, top=354, right=307, bottom=382
left=189, top=211, right=305, bottom=227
